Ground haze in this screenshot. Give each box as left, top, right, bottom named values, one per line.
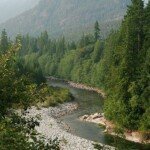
left=0, top=0, right=40, bottom=23
left=0, top=0, right=148, bottom=24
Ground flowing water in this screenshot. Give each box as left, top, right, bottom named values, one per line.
left=49, top=79, right=150, bottom=150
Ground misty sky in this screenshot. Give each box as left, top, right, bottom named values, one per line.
left=0, top=0, right=149, bottom=4
left=0, top=0, right=40, bottom=23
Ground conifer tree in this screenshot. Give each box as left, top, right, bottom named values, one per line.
left=104, top=0, right=145, bottom=129
left=117, top=0, right=144, bottom=101
left=92, top=40, right=103, bottom=63
left=94, top=21, right=100, bottom=42
left=0, top=29, right=9, bottom=54
left=143, top=0, right=150, bottom=51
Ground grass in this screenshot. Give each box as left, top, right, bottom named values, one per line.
left=38, top=87, right=73, bottom=108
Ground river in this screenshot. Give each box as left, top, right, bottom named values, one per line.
left=48, top=79, right=150, bottom=150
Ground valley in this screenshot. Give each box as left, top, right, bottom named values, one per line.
left=0, top=0, right=149, bottom=149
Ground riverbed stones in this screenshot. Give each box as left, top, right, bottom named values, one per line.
left=92, top=113, right=102, bottom=119
left=68, top=81, right=105, bottom=97
left=80, top=115, right=89, bottom=120
left=80, top=113, right=104, bottom=122
left=79, top=112, right=150, bottom=144
left=21, top=103, right=114, bottom=150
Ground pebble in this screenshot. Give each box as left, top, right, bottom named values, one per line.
left=22, top=103, right=115, bottom=150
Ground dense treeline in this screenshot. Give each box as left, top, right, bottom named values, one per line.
left=0, top=30, right=72, bottom=111
left=0, top=30, right=72, bottom=149
left=104, top=0, right=150, bottom=132
left=1, top=0, right=149, bottom=137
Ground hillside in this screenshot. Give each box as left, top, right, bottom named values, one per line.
left=0, top=0, right=40, bottom=24
left=0, top=0, right=131, bottom=39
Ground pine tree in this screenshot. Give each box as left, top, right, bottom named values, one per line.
left=92, top=40, right=103, bottom=63
left=94, top=21, right=100, bottom=42
left=0, top=29, right=9, bottom=54
left=138, top=0, right=150, bottom=131
left=104, top=0, right=145, bottom=130
left=143, top=0, right=150, bottom=51
left=116, top=0, right=144, bottom=99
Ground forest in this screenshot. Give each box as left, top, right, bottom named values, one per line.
left=0, top=0, right=149, bottom=149
left=12, top=0, right=149, bottom=133
left=0, top=26, right=72, bottom=150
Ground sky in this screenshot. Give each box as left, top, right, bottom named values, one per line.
left=0, top=0, right=40, bottom=23
left=144, top=0, right=149, bottom=4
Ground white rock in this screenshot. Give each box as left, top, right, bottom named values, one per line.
left=20, top=103, right=114, bottom=150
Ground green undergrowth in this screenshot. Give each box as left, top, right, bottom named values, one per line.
left=37, top=86, right=73, bottom=107
left=0, top=114, right=60, bottom=150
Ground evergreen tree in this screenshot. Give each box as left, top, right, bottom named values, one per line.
left=92, top=40, right=103, bottom=63
left=68, top=41, right=76, bottom=50
left=4, top=0, right=148, bottom=133
left=104, top=0, right=145, bottom=129
left=94, top=21, right=100, bottom=41
left=138, top=1, right=150, bottom=131
left=0, top=29, right=9, bottom=54
left=143, top=0, right=150, bottom=51
left=56, top=36, right=66, bottom=59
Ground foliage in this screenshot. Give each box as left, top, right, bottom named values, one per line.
left=0, top=29, right=9, bottom=54
left=0, top=43, right=36, bottom=117
left=103, top=0, right=150, bottom=132
left=0, top=114, right=60, bottom=150
left=0, top=32, right=72, bottom=149
left=37, top=85, right=73, bottom=107
left=1, top=0, right=149, bottom=138
left=94, top=21, right=101, bottom=42
left=93, top=143, right=111, bottom=150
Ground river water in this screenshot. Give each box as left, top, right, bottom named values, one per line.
left=49, top=79, right=150, bottom=150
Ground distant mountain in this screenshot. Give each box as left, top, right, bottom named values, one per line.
left=0, top=0, right=131, bottom=39
left=0, top=0, right=40, bottom=23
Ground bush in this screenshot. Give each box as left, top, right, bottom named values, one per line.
left=0, top=114, right=60, bottom=150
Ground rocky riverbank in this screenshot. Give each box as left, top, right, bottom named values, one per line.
left=68, top=81, right=105, bottom=97
left=80, top=113, right=150, bottom=144
left=47, top=76, right=105, bottom=97
left=19, top=103, right=114, bottom=150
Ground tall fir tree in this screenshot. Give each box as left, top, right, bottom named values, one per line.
left=119, top=0, right=144, bottom=129
left=94, top=21, right=100, bottom=42
left=119, top=0, right=144, bottom=101
left=104, top=0, right=145, bottom=130
left=0, top=29, right=9, bottom=54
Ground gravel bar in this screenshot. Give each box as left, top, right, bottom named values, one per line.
left=23, top=103, right=115, bottom=150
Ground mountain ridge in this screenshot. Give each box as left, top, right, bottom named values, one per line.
left=0, top=0, right=131, bottom=39
left=0, top=0, right=40, bottom=24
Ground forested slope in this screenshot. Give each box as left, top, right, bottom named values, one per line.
left=5, top=0, right=149, bottom=137
left=0, top=27, right=71, bottom=150
left=0, top=0, right=130, bottom=39
left=0, top=0, right=149, bottom=142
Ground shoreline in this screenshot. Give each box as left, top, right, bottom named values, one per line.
left=47, top=77, right=149, bottom=145
left=20, top=103, right=114, bottom=150
left=47, top=76, right=105, bottom=97
left=80, top=113, right=150, bottom=144
left=68, top=81, right=105, bottom=97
